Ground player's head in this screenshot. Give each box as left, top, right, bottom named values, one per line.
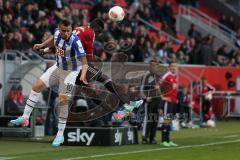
left=149, top=59, right=157, bottom=72
left=90, top=18, right=104, bottom=36
left=58, top=19, right=72, bottom=40
left=168, top=62, right=177, bottom=74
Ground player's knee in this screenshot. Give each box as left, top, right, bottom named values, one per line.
left=32, top=80, right=46, bottom=92
left=59, top=95, right=69, bottom=105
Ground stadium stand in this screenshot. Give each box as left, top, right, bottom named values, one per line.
left=0, top=0, right=240, bottom=66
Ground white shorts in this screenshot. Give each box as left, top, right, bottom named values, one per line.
left=40, top=63, right=79, bottom=95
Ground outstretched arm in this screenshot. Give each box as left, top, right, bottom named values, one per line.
left=33, top=36, right=54, bottom=51
left=79, top=56, right=88, bottom=85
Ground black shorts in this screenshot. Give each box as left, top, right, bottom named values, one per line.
left=159, top=100, right=177, bottom=115
left=75, top=64, right=102, bottom=86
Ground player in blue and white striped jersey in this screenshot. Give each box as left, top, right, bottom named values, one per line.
left=54, top=27, right=86, bottom=71
left=10, top=20, right=88, bottom=147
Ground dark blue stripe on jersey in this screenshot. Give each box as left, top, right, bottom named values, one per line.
left=61, top=57, right=68, bottom=70
left=61, top=41, right=68, bottom=70
left=56, top=56, right=59, bottom=67
left=71, top=57, right=77, bottom=71
left=55, top=32, right=61, bottom=46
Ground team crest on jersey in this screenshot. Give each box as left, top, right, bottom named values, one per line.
left=56, top=46, right=65, bottom=57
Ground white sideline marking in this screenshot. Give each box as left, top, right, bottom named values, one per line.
left=0, top=157, right=16, bottom=160
left=63, top=139, right=240, bottom=160
left=223, top=135, right=239, bottom=138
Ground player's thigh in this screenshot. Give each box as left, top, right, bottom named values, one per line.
left=40, top=64, right=59, bottom=88
left=32, top=79, right=47, bottom=92
left=59, top=70, right=79, bottom=96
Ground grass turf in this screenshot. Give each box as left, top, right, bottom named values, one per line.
left=0, top=120, right=240, bottom=160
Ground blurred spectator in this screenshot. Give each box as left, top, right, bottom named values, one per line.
left=1, top=13, right=13, bottom=34
left=187, top=24, right=201, bottom=42
left=11, top=29, right=24, bottom=50
left=8, top=85, right=24, bottom=105
left=22, top=32, right=35, bottom=50
left=216, top=45, right=229, bottom=66
left=91, top=0, right=111, bottom=19
left=156, top=42, right=169, bottom=63
left=132, top=36, right=148, bottom=62
left=199, top=35, right=215, bottom=65
left=161, top=1, right=174, bottom=28
left=5, top=84, right=24, bottom=115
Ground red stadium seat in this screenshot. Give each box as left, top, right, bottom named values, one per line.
left=70, top=3, right=92, bottom=10
left=198, top=1, right=220, bottom=20
left=171, top=5, right=179, bottom=15
left=114, top=0, right=127, bottom=8
left=177, top=34, right=186, bottom=43
left=159, top=34, right=168, bottom=43
left=171, top=44, right=180, bottom=53
left=20, top=27, right=29, bottom=33
left=151, top=21, right=162, bottom=30
left=148, top=31, right=157, bottom=41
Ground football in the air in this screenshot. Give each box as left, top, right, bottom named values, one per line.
left=108, top=6, right=125, bottom=22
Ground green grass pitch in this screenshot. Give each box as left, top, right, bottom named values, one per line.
left=0, top=120, right=240, bottom=160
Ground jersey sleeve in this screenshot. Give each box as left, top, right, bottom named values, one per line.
left=73, top=39, right=86, bottom=58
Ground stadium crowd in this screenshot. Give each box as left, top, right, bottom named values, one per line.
left=1, top=0, right=240, bottom=66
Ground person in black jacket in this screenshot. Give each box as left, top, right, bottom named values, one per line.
left=141, top=60, right=161, bottom=144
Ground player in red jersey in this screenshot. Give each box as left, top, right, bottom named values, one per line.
left=200, top=77, right=215, bottom=122
left=159, top=62, right=178, bottom=114
left=158, top=62, right=178, bottom=147
left=73, top=18, right=143, bottom=120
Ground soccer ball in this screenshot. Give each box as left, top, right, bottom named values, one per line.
left=206, top=120, right=216, bottom=128
left=108, top=6, right=125, bottom=22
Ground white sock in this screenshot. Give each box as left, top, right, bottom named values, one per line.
left=23, top=90, right=40, bottom=119
left=56, top=105, right=69, bottom=137
left=56, top=118, right=67, bottom=137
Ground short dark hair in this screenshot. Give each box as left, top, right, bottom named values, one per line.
left=90, top=18, right=104, bottom=34
left=59, top=19, right=71, bottom=27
